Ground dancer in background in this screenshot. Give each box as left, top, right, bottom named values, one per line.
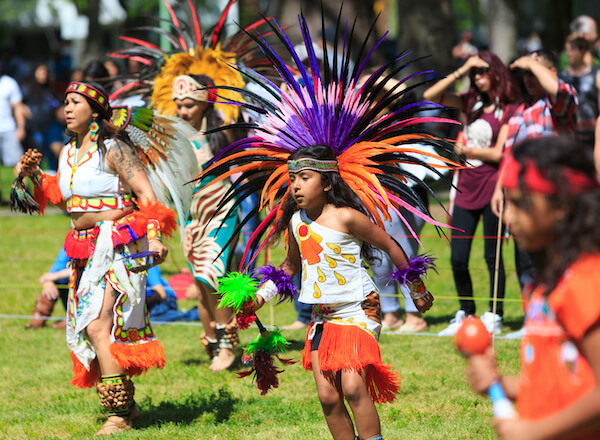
left=107, top=0, right=277, bottom=371
left=467, top=137, right=600, bottom=440
left=172, top=74, right=241, bottom=370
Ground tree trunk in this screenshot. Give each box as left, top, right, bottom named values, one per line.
left=396, top=0, right=456, bottom=82
left=487, top=0, right=517, bottom=64
left=85, top=0, right=102, bottom=62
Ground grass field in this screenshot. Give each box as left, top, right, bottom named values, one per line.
left=0, top=166, right=522, bottom=439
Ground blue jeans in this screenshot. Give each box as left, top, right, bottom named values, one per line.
left=370, top=207, right=424, bottom=314
left=292, top=272, right=312, bottom=324
left=148, top=296, right=199, bottom=322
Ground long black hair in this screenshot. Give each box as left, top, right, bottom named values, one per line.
left=274, top=144, right=377, bottom=263
left=511, top=136, right=600, bottom=294
left=65, top=81, right=136, bottom=159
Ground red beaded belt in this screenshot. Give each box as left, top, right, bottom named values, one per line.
left=63, top=213, right=146, bottom=261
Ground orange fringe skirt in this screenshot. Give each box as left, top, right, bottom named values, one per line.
left=301, top=297, right=401, bottom=403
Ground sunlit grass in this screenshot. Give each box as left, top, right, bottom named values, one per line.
left=0, top=165, right=521, bottom=439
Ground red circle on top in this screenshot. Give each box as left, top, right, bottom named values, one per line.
left=298, top=224, right=308, bottom=238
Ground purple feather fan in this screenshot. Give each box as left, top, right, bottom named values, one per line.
left=386, top=253, right=437, bottom=286
left=253, top=265, right=298, bottom=304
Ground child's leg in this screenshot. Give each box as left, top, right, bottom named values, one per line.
left=341, top=367, right=381, bottom=440
left=311, top=351, right=355, bottom=440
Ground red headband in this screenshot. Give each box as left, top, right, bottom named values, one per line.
left=65, top=81, right=111, bottom=117
left=501, top=154, right=598, bottom=195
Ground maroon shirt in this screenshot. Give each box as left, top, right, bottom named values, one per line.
left=455, top=104, right=517, bottom=210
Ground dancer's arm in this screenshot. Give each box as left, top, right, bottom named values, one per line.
left=107, top=140, right=168, bottom=262
left=254, top=220, right=301, bottom=310
left=341, top=207, right=434, bottom=312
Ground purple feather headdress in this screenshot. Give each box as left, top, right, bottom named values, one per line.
left=194, top=6, right=462, bottom=272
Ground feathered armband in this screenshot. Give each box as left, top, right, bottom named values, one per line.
left=386, top=254, right=437, bottom=300
left=134, top=199, right=177, bottom=239
left=253, top=265, right=297, bottom=304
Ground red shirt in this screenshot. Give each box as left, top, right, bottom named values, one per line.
left=504, top=80, right=578, bottom=152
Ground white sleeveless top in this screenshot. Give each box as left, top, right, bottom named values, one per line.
left=58, top=139, right=131, bottom=212
left=291, top=210, right=377, bottom=304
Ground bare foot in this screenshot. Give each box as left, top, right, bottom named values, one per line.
left=95, top=415, right=133, bottom=436
left=396, top=312, right=428, bottom=333
left=283, top=320, right=308, bottom=330
left=382, top=312, right=403, bottom=330
left=209, top=347, right=236, bottom=371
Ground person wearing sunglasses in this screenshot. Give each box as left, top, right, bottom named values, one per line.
left=424, top=52, right=520, bottom=336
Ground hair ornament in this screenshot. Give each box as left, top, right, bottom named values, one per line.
left=287, top=158, right=339, bottom=173
left=501, top=154, right=599, bottom=195
left=106, top=0, right=277, bottom=124
left=66, top=81, right=111, bottom=118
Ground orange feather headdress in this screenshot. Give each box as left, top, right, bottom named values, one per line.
left=195, top=8, right=463, bottom=271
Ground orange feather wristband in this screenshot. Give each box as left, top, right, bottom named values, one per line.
left=33, top=171, right=64, bottom=215
left=135, top=199, right=177, bottom=239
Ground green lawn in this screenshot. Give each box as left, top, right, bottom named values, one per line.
left=0, top=166, right=521, bottom=439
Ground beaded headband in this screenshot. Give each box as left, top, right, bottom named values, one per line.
left=172, top=75, right=210, bottom=102
left=287, top=158, right=339, bottom=174
left=65, top=81, right=111, bottom=117
left=501, top=154, right=598, bottom=195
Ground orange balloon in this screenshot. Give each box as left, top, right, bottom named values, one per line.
left=454, top=317, right=491, bottom=356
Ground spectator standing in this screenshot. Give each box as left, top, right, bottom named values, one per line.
left=489, top=50, right=579, bottom=338
left=22, top=63, right=61, bottom=170
left=559, top=15, right=600, bottom=70
left=0, top=61, right=26, bottom=202
left=560, top=35, right=600, bottom=149
left=424, top=51, right=520, bottom=336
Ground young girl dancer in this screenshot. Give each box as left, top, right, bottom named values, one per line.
left=194, top=9, right=461, bottom=439
left=247, top=144, right=433, bottom=440
left=466, top=136, right=600, bottom=439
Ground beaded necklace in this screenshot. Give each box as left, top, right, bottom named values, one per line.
left=69, top=139, right=98, bottom=190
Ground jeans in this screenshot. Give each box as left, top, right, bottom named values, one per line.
left=370, top=207, right=424, bottom=314
left=292, top=272, right=312, bottom=324
left=451, top=204, right=505, bottom=317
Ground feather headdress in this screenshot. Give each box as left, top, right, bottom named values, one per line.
left=108, top=0, right=277, bottom=124
left=196, top=8, right=462, bottom=271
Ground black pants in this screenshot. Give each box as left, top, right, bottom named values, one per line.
left=450, top=204, right=505, bottom=317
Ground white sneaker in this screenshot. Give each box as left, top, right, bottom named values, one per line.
left=438, top=310, right=466, bottom=336
left=481, top=312, right=502, bottom=335
left=504, top=327, right=525, bottom=339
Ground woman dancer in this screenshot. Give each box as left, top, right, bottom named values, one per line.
left=16, top=81, right=172, bottom=435
left=172, top=73, right=241, bottom=370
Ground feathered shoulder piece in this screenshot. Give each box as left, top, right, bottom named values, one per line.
left=110, top=105, right=198, bottom=230
left=108, top=0, right=277, bottom=124
left=196, top=7, right=463, bottom=271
